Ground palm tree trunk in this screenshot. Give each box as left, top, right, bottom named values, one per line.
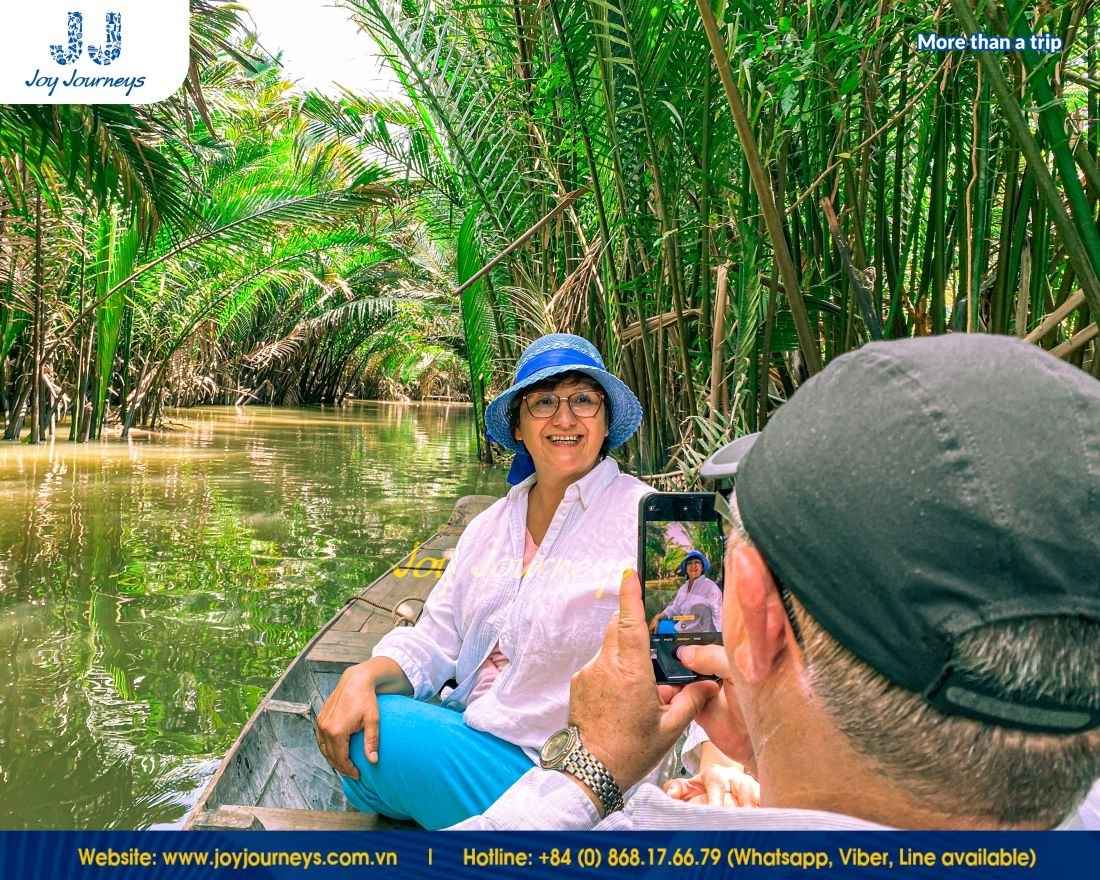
left=29, top=190, right=43, bottom=444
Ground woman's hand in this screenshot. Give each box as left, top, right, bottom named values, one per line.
left=663, top=749, right=760, bottom=808
left=314, top=656, right=410, bottom=779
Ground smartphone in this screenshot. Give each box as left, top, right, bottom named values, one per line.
left=638, top=492, right=724, bottom=684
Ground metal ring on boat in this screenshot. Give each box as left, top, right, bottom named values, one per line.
left=392, top=596, right=425, bottom=627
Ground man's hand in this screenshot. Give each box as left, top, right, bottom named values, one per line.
left=675, top=644, right=754, bottom=766
left=568, top=570, right=719, bottom=791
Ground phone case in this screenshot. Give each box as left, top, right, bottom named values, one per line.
left=638, top=493, right=724, bottom=684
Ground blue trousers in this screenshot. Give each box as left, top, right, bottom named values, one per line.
left=340, top=695, right=534, bottom=829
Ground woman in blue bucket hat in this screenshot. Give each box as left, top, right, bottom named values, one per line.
left=317, top=334, right=650, bottom=828
left=650, top=549, right=722, bottom=635
left=484, top=333, right=644, bottom=485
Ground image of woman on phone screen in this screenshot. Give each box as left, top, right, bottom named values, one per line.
left=650, top=549, right=723, bottom=634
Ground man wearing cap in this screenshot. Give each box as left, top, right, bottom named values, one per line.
left=454, top=335, right=1100, bottom=830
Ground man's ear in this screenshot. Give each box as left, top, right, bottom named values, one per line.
left=731, top=544, right=791, bottom=684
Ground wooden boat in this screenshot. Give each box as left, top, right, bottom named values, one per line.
left=184, top=494, right=497, bottom=831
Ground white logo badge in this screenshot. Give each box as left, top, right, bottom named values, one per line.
left=0, top=1, right=189, bottom=104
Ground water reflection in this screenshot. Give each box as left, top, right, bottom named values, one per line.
left=0, top=402, right=504, bottom=828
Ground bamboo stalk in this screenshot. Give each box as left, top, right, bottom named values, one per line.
left=696, top=0, right=822, bottom=374
left=1014, top=245, right=1031, bottom=334
left=70, top=215, right=87, bottom=441
left=1050, top=322, right=1099, bottom=358
left=1022, top=290, right=1087, bottom=342
left=931, top=77, right=948, bottom=336
left=29, top=190, right=43, bottom=444
left=453, top=185, right=589, bottom=298
left=708, top=263, right=729, bottom=414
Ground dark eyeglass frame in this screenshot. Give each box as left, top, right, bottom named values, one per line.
left=522, top=389, right=605, bottom=419
left=713, top=490, right=805, bottom=649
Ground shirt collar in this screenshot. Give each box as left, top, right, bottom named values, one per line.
left=572, top=457, right=619, bottom=508
left=506, top=456, right=620, bottom=509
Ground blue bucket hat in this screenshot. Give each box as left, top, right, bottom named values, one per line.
left=677, top=550, right=711, bottom=577
left=484, top=333, right=643, bottom=484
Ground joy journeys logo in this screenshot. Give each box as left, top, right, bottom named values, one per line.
left=28, top=11, right=137, bottom=96
left=0, top=1, right=189, bottom=104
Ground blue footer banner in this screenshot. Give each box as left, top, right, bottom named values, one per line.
left=0, top=831, right=1097, bottom=878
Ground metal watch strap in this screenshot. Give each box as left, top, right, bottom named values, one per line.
left=563, top=745, right=624, bottom=816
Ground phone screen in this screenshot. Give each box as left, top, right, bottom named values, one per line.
left=640, top=494, right=724, bottom=682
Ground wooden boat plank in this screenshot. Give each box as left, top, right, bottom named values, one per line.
left=307, top=627, right=395, bottom=669
left=411, top=533, right=460, bottom=552
left=281, top=745, right=346, bottom=811
left=356, top=578, right=438, bottom=613
left=329, top=602, right=374, bottom=632
left=307, top=670, right=343, bottom=706
left=191, top=805, right=381, bottom=831
left=265, top=699, right=310, bottom=717
left=257, top=756, right=311, bottom=810
left=248, top=712, right=288, bottom=804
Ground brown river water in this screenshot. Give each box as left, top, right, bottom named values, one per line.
left=0, top=403, right=505, bottom=828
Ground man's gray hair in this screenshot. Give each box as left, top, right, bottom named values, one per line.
left=724, top=490, right=1100, bottom=827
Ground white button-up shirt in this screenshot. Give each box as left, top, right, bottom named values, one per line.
left=372, top=457, right=651, bottom=755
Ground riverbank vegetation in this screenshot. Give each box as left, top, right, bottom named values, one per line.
left=328, top=0, right=1100, bottom=476
left=2, top=0, right=1098, bottom=476
left=0, top=2, right=471, bottom=444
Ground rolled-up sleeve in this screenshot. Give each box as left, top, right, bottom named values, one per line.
left=371, top=533, right=469, bottom=699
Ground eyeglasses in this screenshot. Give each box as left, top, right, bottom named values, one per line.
left=522, top=389, right=605, bottom=419
left=713, top=489, right=805, bottom=649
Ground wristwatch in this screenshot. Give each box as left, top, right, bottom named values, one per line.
left=539, top=725, right=624, bottom=815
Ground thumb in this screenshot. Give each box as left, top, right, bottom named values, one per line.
left=618, top=568, right=644, bottom=629
left=659, top=679, right=718, bottom=738
left=677, top=643, right=730, bottom=679
left=616, top=568, right=650, bottom=658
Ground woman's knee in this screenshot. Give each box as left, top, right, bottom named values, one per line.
left=342, top=697, right=453, bottom=781
left=341, top=729, right=412, bottom=817
left=340, top=697, right=453, bottom=820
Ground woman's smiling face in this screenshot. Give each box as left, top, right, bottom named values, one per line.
left=514, top=374, right=608, bottom=484
left=686, top=559, right=704, bottom=580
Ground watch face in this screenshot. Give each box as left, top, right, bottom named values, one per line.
left=539, top=728, right=575, bottom=768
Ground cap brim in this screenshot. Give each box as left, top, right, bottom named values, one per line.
left=699, top=433, right=760, bottom=480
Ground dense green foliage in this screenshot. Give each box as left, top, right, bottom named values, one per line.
left=3, top=0, right=1099, bottom=475
left=324, top=0, right=1100, bottom=476
left=0, top=2, right=469, bottom=443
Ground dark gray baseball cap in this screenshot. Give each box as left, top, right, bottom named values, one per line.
left=701, top=334, right=1100, bottom=733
